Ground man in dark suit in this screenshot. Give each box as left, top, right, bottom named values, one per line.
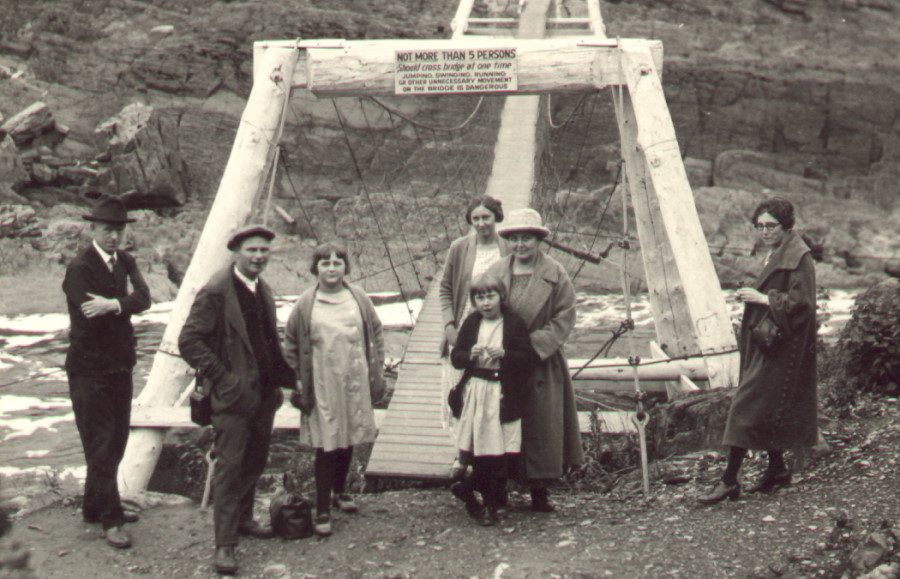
left=178, top=224, right=295, bottom=575
left=63, top=196, right=151, bottom=549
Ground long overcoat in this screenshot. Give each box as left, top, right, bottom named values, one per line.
left=723, top=230, right=818, bottom=450
left=283, top=282, right=385, bottom=415
left=487, top=252, right=583, bottom=480
left=439, top=232, right=509, bottom=355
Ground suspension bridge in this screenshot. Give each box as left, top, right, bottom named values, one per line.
left=119, top=0, right=740, bottom=493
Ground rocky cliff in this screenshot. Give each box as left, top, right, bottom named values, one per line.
left=0, top=0, right=897, bottom=294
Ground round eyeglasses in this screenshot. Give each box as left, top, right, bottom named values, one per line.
left=755, top=222, right=781, bottom=231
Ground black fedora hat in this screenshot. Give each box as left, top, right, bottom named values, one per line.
left=227, top=224, right=276, bottom=251
left=82, top=197, right=136, bottom=224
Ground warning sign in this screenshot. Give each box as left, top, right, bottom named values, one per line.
left=394, top=48, right=518, bottom=95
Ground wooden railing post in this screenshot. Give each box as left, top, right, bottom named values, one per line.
left=118, top=44, right=300, bottom=494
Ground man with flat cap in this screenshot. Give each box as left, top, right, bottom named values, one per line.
left=63, top=195, right=151, bottom=549
left=179, top=224, right=295, bottom=575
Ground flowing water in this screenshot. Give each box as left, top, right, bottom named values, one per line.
left=0, top=289, right=857, bottom=495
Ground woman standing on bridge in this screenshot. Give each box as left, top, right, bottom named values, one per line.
left=439, top=196, right=509, bottom=427
left=284, top=241, right=385, bottom=535
left=488, top=208, right=583, bottom=512
left=698, top=197, right=817, bottom=504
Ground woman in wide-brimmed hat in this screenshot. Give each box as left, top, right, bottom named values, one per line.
left=485, top=208, right=582, bottom=512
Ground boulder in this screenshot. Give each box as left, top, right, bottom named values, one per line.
left=0, top=102, right=55, bottom=148
left=95, top=103, right=188, bottom=206
left=850, top=531, right=897, bottom=573
left=646, top=388, right=734, bottom=459
left=0, top=205, right=40, bottom=238
left=0, top=135, right=28, bottom=199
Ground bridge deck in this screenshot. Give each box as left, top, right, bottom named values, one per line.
left=365, top=281, right=458, bottom=479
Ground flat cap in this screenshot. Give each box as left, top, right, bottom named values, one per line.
left=227, top=224, right=276, bottom=251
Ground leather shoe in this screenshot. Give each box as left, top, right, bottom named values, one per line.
left=104, top=526, right=132, bottom=549
left=530, top=488, right=555, bottom=512
left=697, top=481, right=741, bottom=504
left=314, top=513, right=332, bottom=537
left=332, top=493, right=359, bottom=514
left=746, top=470, right=792, bottom=494
left=450, top=482, right=482, bottom=518
left=237, top=519, right=275, bottom=539
left=213, top=546, right=238, bottom=575
left=479, top=506, right=498, bottom=527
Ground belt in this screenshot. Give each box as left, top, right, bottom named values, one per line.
left=469, top=368, right=500, bottom=381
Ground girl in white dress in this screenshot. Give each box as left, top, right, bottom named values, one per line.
left=448, top=272, right=538, bottom=526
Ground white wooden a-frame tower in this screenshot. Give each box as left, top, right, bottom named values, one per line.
left=119, top=0, right=739, bottom=491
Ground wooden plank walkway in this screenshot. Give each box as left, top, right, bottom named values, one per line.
left=365, top=281, right=458, bottom=479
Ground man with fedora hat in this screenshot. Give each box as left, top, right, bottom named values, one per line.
left=179, top=224, right=295, bottom=575
left=63, top=195, right=151, bottom=549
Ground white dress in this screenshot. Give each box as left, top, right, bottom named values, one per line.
left=299, top=290, right=377, bottom=451
left=454, top=317, right=522, bottom=457
left=442, top=242, right=502, bottom=428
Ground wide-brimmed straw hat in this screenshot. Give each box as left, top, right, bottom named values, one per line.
left=497, top=207, right=550, bottom=239
left=227, top=224, right=276, bottom=251
left=82, top=197, right=136, bottom=224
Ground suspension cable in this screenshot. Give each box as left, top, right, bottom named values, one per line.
left=332, top=98, right=415, bottom=320
left=356, top=97, right=426, bottom=294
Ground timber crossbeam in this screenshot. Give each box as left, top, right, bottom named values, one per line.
left=252, top=38, right=663, bottom=96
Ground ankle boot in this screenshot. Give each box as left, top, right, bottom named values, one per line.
left=530, top=488, right=555, bottom=512
left=746, top=470, right=791, bottom=494
left=451, top=482, right=482, bottom=518
left=697, top=481, right=741, bottom=504
left=479, top=505, right=498, bottom=526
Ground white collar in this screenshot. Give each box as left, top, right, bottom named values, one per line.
left=232, top=265, right=258, bottom=294
left=93, top=241, right=116, bottom=270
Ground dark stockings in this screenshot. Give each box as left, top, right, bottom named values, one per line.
left=722, top=446, right=747, bottom=486
left=722, top=447, right=787, bottom=485
left=470, top=456, right=504, bottom=508
left=766, top=449, right=786, bottom=474
left=314, top=447, right=354, bottom=515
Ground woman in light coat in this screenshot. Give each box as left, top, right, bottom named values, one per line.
left=439, top=196, right=509, bottom=425
left=284, top=241, right=385, bottom=535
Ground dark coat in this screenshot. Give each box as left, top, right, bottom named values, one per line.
left=450, top=307, right=539, bottom=422
left=178, top=267, right=294, bottom=417
left=487, top=252, right=584, bottom=479
left=63, top=245, right=151, bottom=375
left=723, top=230, right=818, bottom=450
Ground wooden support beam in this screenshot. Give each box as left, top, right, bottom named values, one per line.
left=256, top=38, right=663, bottom=96
left=118, top=45, right=300, bottom=493
left=130, top=406, right=633, bottom=434
left=451, top=0, right=477, bottom=39
left=568, top=356, right=708, bottom=381
left=616, top=41, right=739, bottom=389
left=586, top=0, right=608, bottom=38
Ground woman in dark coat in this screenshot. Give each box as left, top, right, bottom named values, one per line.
left=699, top=197, right=817, bottom=504
left=487, top=208, right=583, bottom=512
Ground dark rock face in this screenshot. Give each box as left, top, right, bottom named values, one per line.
left=0, top=0, right=897, bottom=291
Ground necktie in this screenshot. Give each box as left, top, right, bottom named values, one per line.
left=109, top=255, right=117, bottom=270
